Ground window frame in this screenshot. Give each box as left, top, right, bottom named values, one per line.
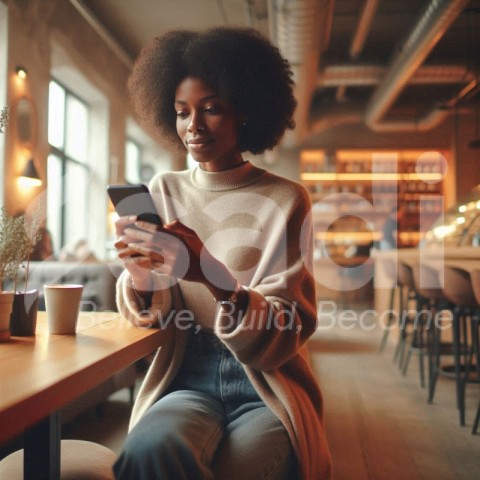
left=124, top=137, right=143, bottom=185
left=48, top=78, right=92, bottom=249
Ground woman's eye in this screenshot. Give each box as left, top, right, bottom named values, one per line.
left=176, top=111, right=189, bottom=119
left=205, top=106, right=219, bottom=114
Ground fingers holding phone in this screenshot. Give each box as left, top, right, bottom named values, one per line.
left=121, top=223, right=184, bottom=278
left=108, top=184, right=167, bottom=286
left=112, top=225, right=149, bottom=290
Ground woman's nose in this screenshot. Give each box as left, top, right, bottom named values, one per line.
left=188, top=112, right=205, bottom=133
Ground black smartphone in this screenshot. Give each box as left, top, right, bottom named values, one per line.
left=107, top=184, right=163, bottom=225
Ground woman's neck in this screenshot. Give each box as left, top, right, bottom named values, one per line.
left=198, top=153, right=245, bottom=172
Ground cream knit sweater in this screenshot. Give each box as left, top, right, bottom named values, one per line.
left=116, top=162, right=332, bottom=479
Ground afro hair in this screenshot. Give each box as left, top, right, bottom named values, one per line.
left=127, top=27, right=296, bottom=155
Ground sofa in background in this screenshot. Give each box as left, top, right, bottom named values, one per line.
left=25, top=260, right=124, bottom=312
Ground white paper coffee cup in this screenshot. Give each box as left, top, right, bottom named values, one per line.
left=44, top=284, right=84, bottom=334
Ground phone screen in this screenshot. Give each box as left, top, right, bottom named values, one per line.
left=107, top=184, right=163, bottom=225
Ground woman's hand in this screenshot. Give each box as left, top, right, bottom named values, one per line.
left=114, top=216, right=154, bottom=291
left=124, top=219, right=238, bottom=297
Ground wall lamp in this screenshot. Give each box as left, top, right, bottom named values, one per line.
left=18, top=159, right=42, bottom=187
left=15, top=66, right=28, bottom=79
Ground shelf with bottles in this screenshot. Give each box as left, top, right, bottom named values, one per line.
left=403, top=197, right=444, bottom=216
left=301, top=149, right=447, bottom=250
left=401, top=180, right=442, bottom=195
left=301, top=149, right=446, bottom=181
left=308, top=188, right=444, bottom=223
left=306, top=182, right=399, bottom=201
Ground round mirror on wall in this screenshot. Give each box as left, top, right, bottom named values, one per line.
left=15, top=96, right=37, bottom=149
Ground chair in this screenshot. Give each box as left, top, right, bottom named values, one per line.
left=442, top=266, right=480, bottom=427
left=411, top=261, right=455, bottom=403
left=0, top=440, right=116, bottom=479
left=390, top=261, right=414, bottom=365
left=395, top=261, right=427, bottom=387
left=469, top=268, right=480, bottom=434
left=378, top=257, right=397, bottom=352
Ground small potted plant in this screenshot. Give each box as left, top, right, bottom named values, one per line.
left=0, top=208, right=17, bottom=340
left=0, top=206, right=42, bottom=337
left=0, top=105, right=42, bottom=337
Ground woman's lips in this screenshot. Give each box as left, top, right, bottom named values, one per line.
left=187, top=138, right=214, bottom=151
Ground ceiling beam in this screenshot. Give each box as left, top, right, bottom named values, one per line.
left=68, top=0, right=133, bottom=69
left=363, top=0, right=469, bottom=132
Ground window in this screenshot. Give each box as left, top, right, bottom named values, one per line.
left=124, top=117, right=171, bottom=184
left=125, top=138, right=142, bottom=184
left=47, top=79, right=90, bottom=250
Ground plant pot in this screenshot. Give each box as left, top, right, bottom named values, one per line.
left=9, top=289, right=39, bottom=336
left=0, top=291, right=14, bottom=341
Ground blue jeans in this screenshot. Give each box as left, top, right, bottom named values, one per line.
left=113, top=330, right=297, bottom=479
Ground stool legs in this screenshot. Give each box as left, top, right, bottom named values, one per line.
left=402, top=296, right=429, bottom=388
left=473, top=400, right=480, bottom=434
left=393, top=286, right=407, bottom=365
left=427, top=306, right=478, bottom=430
left=452, top=307, right=465, bottom=425
left=427, top=304, right=456, bottom=405
left=379, top=284, right=396, bottom=352
left=451, top=307, right=475, bottom=427
left=427, top=307, right=444, bottom=404
left=471, top=314, right=480, bottom=434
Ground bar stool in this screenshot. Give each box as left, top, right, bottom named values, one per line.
left=470, top=267, right=480, bottom=434
left=396, top=261, right=427, bottom=387
left=391, top=261, right=412, bottom=365
left=0, top=440, right=116, bottom=479
left=378, top=257, right=398, bottom=352
left=442, top=265, right=479, bottom=427
left=411, top=261, right=455, bottom=403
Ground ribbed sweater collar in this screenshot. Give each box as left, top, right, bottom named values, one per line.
left=190, top=161, right=266, bottom=191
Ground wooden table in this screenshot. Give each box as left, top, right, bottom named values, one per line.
left=0, top=311, right=163, bottom=479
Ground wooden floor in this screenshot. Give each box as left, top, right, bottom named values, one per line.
left=310, top=305, right=480, bottom=480
left=9, top=305, right=478, bottom=479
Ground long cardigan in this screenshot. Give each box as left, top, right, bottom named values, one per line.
left=116, top=162, right=332, bottom=478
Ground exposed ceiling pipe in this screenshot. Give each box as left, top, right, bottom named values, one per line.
left=364, top=0, right=469, bottom=132
left=270, top=0, right=321, bottom=66
left=318, top=64, right=473, bottom=87
left=308, top=78, right=478, bottom=136
left=269, top=0, right=330, bottom=146
left=361, top=90, right=476, bottom=133
left=335, top=0, right=379, bottom=102
left=319, top=0, right=335, bottom=53
left=308, top=104, right=452, bottom=136
left=349, top=0, right=380, bottom=59
left=310, top=112, right=362, bottom=136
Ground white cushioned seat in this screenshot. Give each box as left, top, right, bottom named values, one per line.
left=0, top=440, right=116, bottom=479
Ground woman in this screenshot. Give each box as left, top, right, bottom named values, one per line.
left=114, top=27, right=332, bottom=479
left=30, top=227, right=54, bottom=261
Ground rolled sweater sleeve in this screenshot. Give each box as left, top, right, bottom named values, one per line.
left=116, top=270, right=173, bottom=327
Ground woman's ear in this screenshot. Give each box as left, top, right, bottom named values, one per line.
left=237, top=111, right=247, bottom=129
left=237, top=113, right=249, bottom=150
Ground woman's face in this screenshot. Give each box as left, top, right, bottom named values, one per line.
left=175, top=77, right=244, bottom=172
